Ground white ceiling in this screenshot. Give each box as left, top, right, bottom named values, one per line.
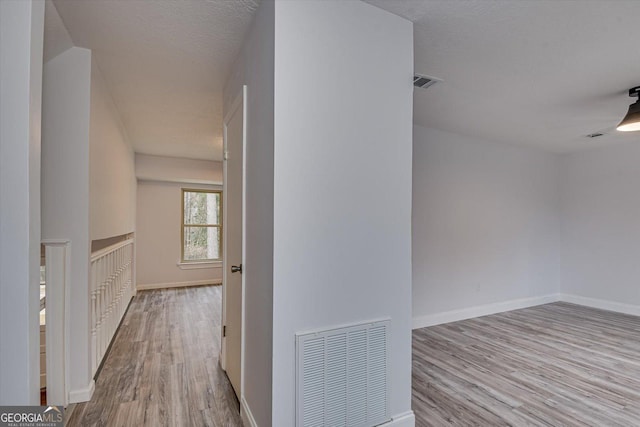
left=366, top=0, right=640, bottom=152
left=51, top=0, right=259, bottom=161
left=48, top=0, right=640, bottom=156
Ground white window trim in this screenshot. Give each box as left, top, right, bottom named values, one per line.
left=181, top=188, right=223, bottom=263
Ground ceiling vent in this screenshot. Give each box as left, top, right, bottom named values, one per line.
left=585, top=132, right=606, bottom=139
left=413, top=74, right=442, bottom=89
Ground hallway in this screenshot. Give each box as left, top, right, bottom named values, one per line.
left=67, top=285, right=241, bottom=426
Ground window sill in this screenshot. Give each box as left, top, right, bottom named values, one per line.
left=177, top=260, right=222, bottom=270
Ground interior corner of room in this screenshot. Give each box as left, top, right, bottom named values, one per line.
left=411, top=122, right=640, bottom=328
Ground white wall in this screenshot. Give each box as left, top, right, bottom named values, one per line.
left=136, top=153, right=222, bottom=185
left=0, top=0, right=44, bottom=405
left=136, top=178, right=223, bottom=289
left=412, top=126, right=562, bottom=326
left=223, top=0, right=274, bottom=423
left=561, top=141, right=640, bottom=308
left=43, top=0, right=73, bottom=63
left=90, top=59, right=136, bottom=241
left=272, top=1, right=414, bottom=425
left=42, top=47, right=93, bottom=400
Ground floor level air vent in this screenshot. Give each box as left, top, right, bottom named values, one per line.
left=296, top=319, right=390, bottom=427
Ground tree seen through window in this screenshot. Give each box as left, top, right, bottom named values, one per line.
left=182, top=190, right=221, bottom=261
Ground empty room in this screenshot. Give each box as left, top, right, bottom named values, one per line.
left=406, top=1, right=640, bottom=425
left=2, top=0, right=640, bottom=426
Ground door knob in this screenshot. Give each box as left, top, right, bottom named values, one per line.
left=231, top=264, right=242, bottom=274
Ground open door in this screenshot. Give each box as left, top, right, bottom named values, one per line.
left=221, top=86, right=246, bottom=399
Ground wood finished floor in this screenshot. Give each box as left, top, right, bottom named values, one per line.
left=67, top=285, right=242, bottom=427
left=66, top=288, right=640, bottom=426
left=413, top=302, right=640, bottom=426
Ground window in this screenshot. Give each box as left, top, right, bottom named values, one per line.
left=182, top=189, right=222, bottom=262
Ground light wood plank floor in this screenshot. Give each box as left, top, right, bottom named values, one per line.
left=412, top=302, right=640, bottom=426
left=67, top=285, right=242, bottom=427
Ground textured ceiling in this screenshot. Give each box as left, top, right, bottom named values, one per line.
left=366, top=0, right=640, bottom=152
left=52, top=0, right=259, bottom=160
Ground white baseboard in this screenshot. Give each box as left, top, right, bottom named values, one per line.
left=238, top=397, right=412, bottom=427
left=68, top=380, right=95, bottom=403
left=240, top=396, right=257, bottom=427
left=379, top=411, right=415, bottom=427
left=413, top=294, right=561, bottom=329
left=559, top=293, right=640, bottom=317
left=136, top=279, right=222, bottom=291
left=413, top=293, right=640, bottom=330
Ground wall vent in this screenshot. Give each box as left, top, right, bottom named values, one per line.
left=413, top=74, right=441, bottom=89
left=296, top=320, right=390, bottom=427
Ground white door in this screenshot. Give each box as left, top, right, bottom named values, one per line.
left=222, top=86, right=245, bottom=399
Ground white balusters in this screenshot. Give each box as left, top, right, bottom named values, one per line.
left=90, top=238, right=134, bottom=376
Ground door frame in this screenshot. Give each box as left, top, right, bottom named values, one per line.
left=221, top=85, right=247, bottom=398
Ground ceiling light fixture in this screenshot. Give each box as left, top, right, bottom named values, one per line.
left=617, top=86, right=640, bottom=132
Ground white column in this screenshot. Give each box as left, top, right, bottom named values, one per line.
left=42, top=46, right=93, bottom=403
left=0, top=0, right=45, bottom=405
left=272, top=1, right=414, bottom=424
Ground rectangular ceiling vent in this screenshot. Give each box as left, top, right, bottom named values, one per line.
left=585, top=132, right=606, bottom=139
left=413, top=74, right=441, bottom=89
left=296, top=319, right=390, bottom=427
